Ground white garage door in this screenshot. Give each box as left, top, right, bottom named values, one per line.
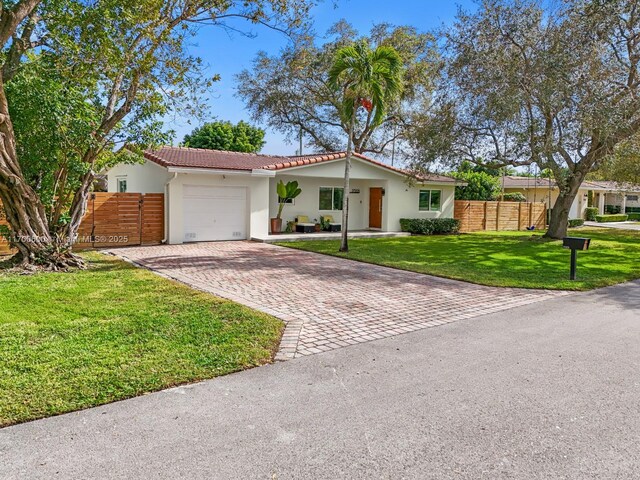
left=183, top=185, right=247, bottom=242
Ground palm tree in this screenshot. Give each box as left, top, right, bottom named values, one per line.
left=328, top=42, right=404, bottom=252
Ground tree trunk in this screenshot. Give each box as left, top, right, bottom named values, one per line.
left=63, top=169, right=95, bottom=246
left=340, top=103, right=358, bottom=252
left=0, top=82, right=82, bottom=269
left=545, top=192, right=573, bottom=239
left=544, top=176, right=583, bottom=240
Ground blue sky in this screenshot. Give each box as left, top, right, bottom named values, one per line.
left=173, top=0, right=477, bottom=155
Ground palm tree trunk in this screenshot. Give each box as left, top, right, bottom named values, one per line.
left=340, top=103, right=357, bottom=252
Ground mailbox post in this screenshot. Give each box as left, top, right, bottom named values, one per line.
left=562, top=237, right=591, bottom=280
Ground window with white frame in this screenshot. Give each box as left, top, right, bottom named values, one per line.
left=418, top=189, right=441, bottom=211
left=319, top=187, right=344, bottom=210
left=117, top=178, right=128, bottom=193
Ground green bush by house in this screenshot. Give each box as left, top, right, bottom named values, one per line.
left=502, top=192, right=527, bottom=202
left=595, top=214, right=629, bottom=223
left=628, top=213, right=640, bottom=221
left=605, top=205, right=622, bottom=214
left=568, top=218, right=585, bottom=227
left=399, top=218, right=460, bottom=235
left=585, top=207, right=598, bottom=221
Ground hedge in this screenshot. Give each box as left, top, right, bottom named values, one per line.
left=605, top=205, right=622, bottom=214
left=585, top=207, right=598, bottom=221
left=399, top=218, right=460, bottom=235
left=501, top=192, right=527, bottom=202
left=568, top=218, right=585, bottom=228
left=595, top=214, right=629, bottom=223
left=628, top=213, right=640, bottom=221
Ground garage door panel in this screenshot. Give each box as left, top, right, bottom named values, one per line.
left=183, top=185, right=247, bottom=242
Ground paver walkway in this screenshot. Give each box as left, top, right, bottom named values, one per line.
left=113, top=242, right=568, bottom=360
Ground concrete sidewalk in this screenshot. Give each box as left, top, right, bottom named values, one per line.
left=1, top=281, right=639, bottom=479
left=584, top=220, right=640, bottom=231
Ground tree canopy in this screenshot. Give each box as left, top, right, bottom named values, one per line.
left=237, top=20, right=439, bottom=156
left=0, top=0, right=317, bottom=268
left=594, top=137, right=640, bottom=186
left=410, top=0, right=640, bottom=238
left=183, top=121, right=266, bottom=153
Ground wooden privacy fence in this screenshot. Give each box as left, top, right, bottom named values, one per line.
left=454, top=200, right=547, bottom=233
left=77, top=193, right=164, bottom=248
left=0, top=192, right=164, bottom=255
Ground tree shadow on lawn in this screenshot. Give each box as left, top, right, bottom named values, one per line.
left=286, top=233, right=638, bottom=290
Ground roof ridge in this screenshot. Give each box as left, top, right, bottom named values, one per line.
left=160, top=145, right=289, bottom=158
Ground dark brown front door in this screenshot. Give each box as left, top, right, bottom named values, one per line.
left=369, top=187, right=383, bottom=229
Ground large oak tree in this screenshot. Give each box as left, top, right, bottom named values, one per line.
left=411, top=0, right=640, bottom=238
left=237, top=20, right=439, bottom=157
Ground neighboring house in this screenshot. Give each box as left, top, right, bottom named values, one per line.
left=586, top=180, right=640, bottom=214
left=105, top=147, right=460, bottom=243
left=501, top=176, right=640, bottom=218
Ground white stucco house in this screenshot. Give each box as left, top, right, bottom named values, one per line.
left=105, top=147, right=460, bottom=243
left=502, top=176, right=640, bottom=219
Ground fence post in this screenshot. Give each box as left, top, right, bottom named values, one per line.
left=484, top=202, right=488, bottom=230
left=518, top=202, right=522, bottom=230
left=529, top=202, right=533, bottom=228
left=90, top=193, right=96, bottom=248
left=496, top=201, right=501, bottom=231
left=138, top=194, right=144, bottom=246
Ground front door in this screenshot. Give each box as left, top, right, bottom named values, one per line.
left=369, top=187, right=383, bottom=229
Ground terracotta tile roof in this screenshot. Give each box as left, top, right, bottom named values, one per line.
left=143, top=147, right=288, bottom=171
left=143, top=146, right=458, bottom=183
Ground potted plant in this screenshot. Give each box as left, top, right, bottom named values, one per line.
left=271, top=180, right=302, bottom=234
left=319, top=216, right=331, bottom=231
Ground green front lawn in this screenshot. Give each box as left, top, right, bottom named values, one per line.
left=278, top=228, right=640, bottom=291
left=0, top=253, right=283, bottom=427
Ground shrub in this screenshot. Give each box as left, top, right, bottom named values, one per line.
left=585, top=207, right=598, bottom=221
left=568, top=218, right=584, bottom=228
left=595, top=214, right=629, bottom=223
left=628, top=213, right=640, bottom=221
left=605, top=205, right=622, bottom=214
left=453, top=171, right=501, bottom=201
left=502, top=192, right=527, bottom=202
left=399, top=218, right=460, bottom=235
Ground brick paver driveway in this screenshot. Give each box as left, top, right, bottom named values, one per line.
left=114, top=242, right=568, bottom=360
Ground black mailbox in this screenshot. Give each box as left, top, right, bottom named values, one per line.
left=562, top=237, right=591, bottom=251
left=562, top=236, right=591, bottom=280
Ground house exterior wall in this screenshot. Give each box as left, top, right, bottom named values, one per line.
left=166, top=172, right=269, bottom=244
left=271, top=157, right=456, bottom=232
left=605, top=192, right=640, bottom=212
left=269, top=175, right=374, bottom=230
left=106, top=160, right=170, bottom=194
left=384, top=180, right=455, bottom=231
